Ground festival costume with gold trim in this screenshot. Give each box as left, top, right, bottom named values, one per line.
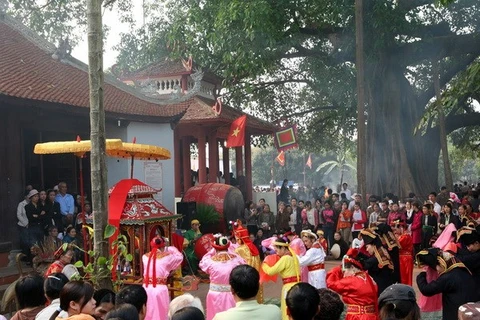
left=200, top=245, right=246, bottom=320
left=142, top=238, right=183, bottom=320
left=261, top=241, right=300, bottom=320
left=416, top=248, right=476, bottom=320
left=233, top=220, right=263, bottom=302
left=391, top=220, right=414, bottom=286
left=326, top=249, right=378, bottom=320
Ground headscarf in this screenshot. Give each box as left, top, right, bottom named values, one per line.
left=144, top=236, right=166, bottom=288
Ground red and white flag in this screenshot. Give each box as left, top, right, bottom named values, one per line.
left=306, top=154, right=312, bottom=169
left=276, top=151, right=285, bottom=166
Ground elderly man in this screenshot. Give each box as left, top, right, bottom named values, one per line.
left=55, top=182, right=75, bottom=226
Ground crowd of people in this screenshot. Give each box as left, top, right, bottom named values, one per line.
left=14, top=178, right=480, bottom=320
left=17, top=182, right=91, bottom=267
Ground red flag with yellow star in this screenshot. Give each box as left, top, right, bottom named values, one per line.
left=226, top=115, right=247, bottom=148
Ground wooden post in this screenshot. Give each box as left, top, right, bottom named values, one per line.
left=174, top=129, right=182, bottom=197
left=198, top=132, right=207, bottom=184
left=222, top=141, right=230, bottom=184
left=235, top=147, right=243, bottom=177
left=182, top=137, right=192, bottom=193
left=208, top=133, right=219, bottom=183
left=244, top=134, right=253, bottom=201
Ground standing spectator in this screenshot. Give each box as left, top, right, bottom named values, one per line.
left=17, top=190, right=31, bottom=260
left=387, top=202, right=406, bottom=226
left=340, top=183, right=352, bottom=201
left=115, top=285, right=148, bottom=320
left=290, top=198, right=302, bottom=234
left=12, top=274, right=46, bottom=320
left=410, top=202, right=423, bottom=256
left=378, top=200, right=389, bottom=225
left=256, top=198, right=265, bottom=214
left=301, top=201, right=318, bottom=230
left=405, top=200, right=414, bottom=227
left=286, top=283, right=320, bottom=320
left=369, top=203, right=381, bottom=227
left=35, top=273, right=69, bottom=320
left=25, top=189, right=46, bottom=246
left=348, top=194, right=362, bottom=211
left=378, top=284, right=420, bottom=320
left=276, top=202, right=290, bottom=233
left=244, top=201, right=259, bottom=235
left=428, top=192, right=442, bottom=217
left=258, top=204, right=275, bottom=236
left=439, top=203, right=461, bottom=231
left=55, top=182, right=75, bottom=227
left=350, top=203, right=367, bottom=240
left=45, top=189, right=63, bottom=234
left=336, top=202, right=352, bottom=243
left=314, top=199, right=324, bottom=225
left=314, top=289, right=344, bottom=320
left=279, top=179, right=289, bottom=204
left=321, top=202, right=335, bottom=250
left=437, top=186, right=449, bottom=207
left=421, top=203, right=438, bottom=249
left=212, top=265, right=280, bottom=320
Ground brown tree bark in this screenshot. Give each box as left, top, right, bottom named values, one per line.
left=87, top=0, right=112, bottom=289
left=355, top=0, right=367, bottom=201
left=433, top=60, right=453, bottom=190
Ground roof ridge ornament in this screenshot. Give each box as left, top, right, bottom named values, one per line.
left=52, top=37, right=72, bottom=60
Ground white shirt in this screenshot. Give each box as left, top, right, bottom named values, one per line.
left=17, top=200, right=29, bottom=227
left=433, top=202, right=441, bottom=216
left=35, top=298, right=68, bottom=320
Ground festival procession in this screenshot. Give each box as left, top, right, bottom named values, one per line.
left=1, top=0, right=480, bottom=320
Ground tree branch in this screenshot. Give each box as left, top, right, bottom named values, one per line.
left=250, top=79, right=315, bottom=90
left=398, top=0, right=433, bottom=12
left=400, top=21, right=453, bottom=39
left=418, top=54, right=480, bottom=106
left=395, top=32, right=480, bottom=64
left=284, top=105, right=339, bottom=118
left=298, top=26, right=342, bottom=37
left=446, top=112, right=480, bottom=134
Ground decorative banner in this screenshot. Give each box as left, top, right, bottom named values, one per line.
left=274, top=124, right=298, bottom=151
left=226, top=114, right=247, bottom=148
left=306, top=154, right=312, bottom=169
left=276, top=151, right=285, bottom=166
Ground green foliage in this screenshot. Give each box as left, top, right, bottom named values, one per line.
left=72, top=224, right=130, bottom=288
left=195, top=204, right=220, bottom=225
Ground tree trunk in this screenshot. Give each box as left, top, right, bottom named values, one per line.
left=87, top=0, right=112, bottom=289
left=355, top=0, right=367, bottom=201
left=366, top=60, right=441, bottom=199
left=433, top=60, right=453, bottom=191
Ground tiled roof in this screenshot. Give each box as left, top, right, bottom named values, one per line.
left=182, top=97, right=277, bottom=133
left=0, top=15, right=190, bottom=119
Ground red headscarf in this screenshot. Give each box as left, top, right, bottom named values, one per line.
left=144, top=236, right=165, bottom=288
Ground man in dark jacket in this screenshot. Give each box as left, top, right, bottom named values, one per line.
left=416, top=247, right=476, bottom=320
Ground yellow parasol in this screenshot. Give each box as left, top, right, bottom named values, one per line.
left=34, top=136, right=123, bottom=262
left=107, top=138, right=171, bottom=178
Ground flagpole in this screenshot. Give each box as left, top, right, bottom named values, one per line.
left=303, top=153, right=306, bottom=187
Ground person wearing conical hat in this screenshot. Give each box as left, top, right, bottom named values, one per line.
left=142, top=236, right=183, bottom=320
left=261, top=237, right=300, bottom=320
left=298, top=229, right=326, bottom=289
left=233, top=220, right=263, bottom=303
left=391, top=219, right=414, bottom=286
left=199, top=234, right=245, bottom=320
left=359, top=228, right=395, bottom=296
left=416, top=247, right=476, bottom=320
left=456, top=226, right=480, bottom=302
left=326, top=248, right=378, bottom=320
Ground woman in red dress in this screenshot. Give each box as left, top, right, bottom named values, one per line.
left=391, top=219, right=413, bottom=285
left=326, top=248, right=378, bottom=320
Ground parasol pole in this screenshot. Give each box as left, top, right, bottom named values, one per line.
left=130, top=155, right=134, bottom=179
left=79, top=154, right=89, bottom=263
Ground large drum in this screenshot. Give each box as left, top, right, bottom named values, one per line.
left=194, top=233, right=215, bottom=259
left=183, top=183, right=244, bottom=233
